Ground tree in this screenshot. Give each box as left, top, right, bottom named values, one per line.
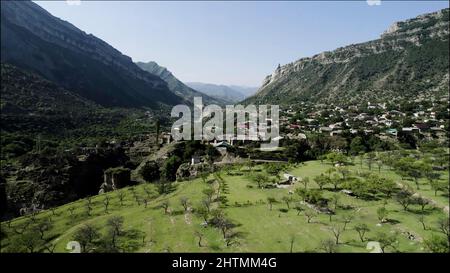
left=354, top=223, right=369, bottom=242
left=319, top=238, right=337, bottom=253
left=377, top=207, right=389, bottom=223
left=264, top=163, right=284, bottom=178
left=336, top=166, right=350, bottom=180
left=325, top=167, right=336, bottom=179
left=117, top=191, right=125, bottom=207
left=289, top=235, right=295, bottom=253
left=245, top=158, right=255, bottom=172
left=330, top=193, right=341, bottom=211
left=202, top=198, right=211, bottom=213
left=375, top=232, right=397, bottom=253
left=195, top=231, right=204, bottom=247
left=415, top=197, right=430, bottom=212
left=34, top=218, right=53, bottom=240
left=437, top=217, right=449, bottom=237
left=17, top=231, right=41, bottom=253
left=429, top=179, right=445, bottom=196
left=423, top=235, right=449, bottom=253
left=106, top=216, right=124, bottom=249
left=210, top=210, right=234, bottom=239
left=349, top=136, right=366, bottom=156
left=326, top=152, right=347, bottom=166
left=200, top=171, right=209, bottom=184
left=330, top=224, right=344, bottom=245
left=304, top=209, right=317, bottom=223
left=139, top=160, right=160, bottom=182
left=282, top=196, right=292, bottom=210
left=267, top=197, right=276, bottom=211
left=73, top=224, right=100, bottom=253
left=103, top=195, right=110, bottom=214
left=396, top=189, right=414, bottom=211
left=251, top=173, right=267, bottom=189
left=157, top=180, right=172, bottom=195
left=180, top=197, right=190, bottom=212
left=342, top=214, right=354, bottom=230
left=330, top=174, right=342, bottom=191
left=366, top=152, right=376, bottom=170
left=300, top=177, right=310, bottom=189
left=161, top=200, right=170, bottom=214
left=203, top=187, right=215, bottom=203
left=294, top=203, right=303, bottom=216
left=85, top=200, right=92, bottom=216
left=195, top=206, right=209, bottom=222
left=314, top=174, right=329, bottom=190
left=68, top=207, right=75, bottom=216
left=418, top=215, right=427, bottom=230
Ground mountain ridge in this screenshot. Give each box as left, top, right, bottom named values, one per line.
left=1, top=0, right=183, bottom=108
left=246, top=8, right=449, bottom=106
left=136, top=61, right=223, bottom=105
left=186, top=82, right=258, bottom=104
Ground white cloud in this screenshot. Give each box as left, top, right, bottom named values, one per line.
left=66, top=0, right=81, bottom=6
left=366, top=0, right=382, bottom=6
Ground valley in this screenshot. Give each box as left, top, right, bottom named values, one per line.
left=0, top=1, right=448, bottom=254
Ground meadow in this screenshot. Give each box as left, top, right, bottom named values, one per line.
left=1, top=156, right=448, bottom=253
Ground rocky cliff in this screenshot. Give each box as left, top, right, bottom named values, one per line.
left=1, top=1, right=183, bottom=108
left=247, top=8, right=449, bottom=106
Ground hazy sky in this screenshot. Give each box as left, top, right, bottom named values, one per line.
left=34, top=1, right=448, bottom=87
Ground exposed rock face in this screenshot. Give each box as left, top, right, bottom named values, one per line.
left=3, top=147, right=129, bottom=218
left=1, top=1, right=183, bottom=108
left=99, top=167, right=132, bottom=193
left=247, top=8, right=449, bottom=105
left=176, top=163, right=212, bottom=180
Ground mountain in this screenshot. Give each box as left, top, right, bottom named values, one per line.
left=136, top=61, right=222, bottom=105
left=185, top=82, right=257, bottom=104
left=1, top=0, right=183, bottom=108
left=0, top=63, right=99, bottom=135
left=228, top=85, right=258, bottom=98
left=246, top=8, right=449, bottom=106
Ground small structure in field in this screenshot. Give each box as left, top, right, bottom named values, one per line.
left=283, top=173, right=298, bottom=184
left=99, top=167, right=131, bottom=193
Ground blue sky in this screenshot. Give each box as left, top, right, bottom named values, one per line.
left=34, top=1, right=449, bottom=86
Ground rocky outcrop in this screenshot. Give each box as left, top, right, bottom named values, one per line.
left=1, top=1, right=163, bottom=88
left=248, top=8, right=449, bottom=105
left=99, top=167, right=132, bottom=193
left=1, top=1, right=183, bottom=108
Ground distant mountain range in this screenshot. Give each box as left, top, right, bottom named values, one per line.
left=185, top=82, right=258, bottom=104
left=136, top=61, right=223, bottom=105
left=1, top=1, right=183, bottom=109
left=246, top=8, right=449, bottom=106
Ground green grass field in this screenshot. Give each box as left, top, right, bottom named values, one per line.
left=1, top=159, right=448, bottom=253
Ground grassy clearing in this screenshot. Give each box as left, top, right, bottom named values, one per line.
left=1, top=159, right=448, bottom=253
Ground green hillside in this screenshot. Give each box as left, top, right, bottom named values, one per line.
left=2, top=151, right=448, bottom=253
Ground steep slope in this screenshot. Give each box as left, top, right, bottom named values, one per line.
left=0, top=63, right=143, bottom=140
left=1, top=1, right=183, bottom=108
left=136, top=61, right=223, bottom=105
left=185, top=82, right=250, bottom=104
left=0, top=63, right=99, bottom=135
left=246, top=8, right=449, bottom=106
left=228, top=85, right=258, bottom=98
